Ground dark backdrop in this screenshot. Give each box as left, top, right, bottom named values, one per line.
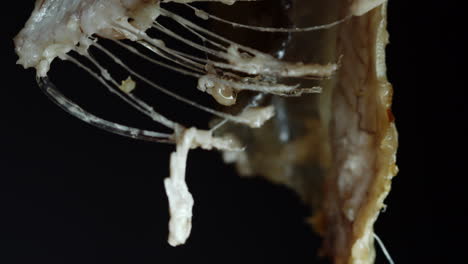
left=1, top=1, right=464, bottom=263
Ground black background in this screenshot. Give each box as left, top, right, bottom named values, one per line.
left=1, top=1, right=465, bottom=263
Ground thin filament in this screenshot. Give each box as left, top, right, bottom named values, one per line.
left=113, top=40, right=203, bottom=78
left=374, top=233, right=395, bottom=264
left=93, top=42, right=256, bottom=125
left=184, top=3, right=350, bottom=32
left=85, top=53, right=177, bottom=129
left=65, top=54, right=177, bottom=130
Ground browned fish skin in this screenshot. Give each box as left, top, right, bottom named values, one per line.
left=321, top=3, right=397, bottom=264
left=218, top=1, right=396, bottom=264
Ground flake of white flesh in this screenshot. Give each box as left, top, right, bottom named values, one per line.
left=165, top=134, right=194, bottom=246
left=209, top=92, right=270, bottom=133
left=165, top=127, right=241, bottom=246
left=236, top=106, right=275, bottom=128
left=119, top=76, right=137, bottom=93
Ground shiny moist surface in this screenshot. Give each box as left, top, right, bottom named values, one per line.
left=215, top=1, right=396, bottom=264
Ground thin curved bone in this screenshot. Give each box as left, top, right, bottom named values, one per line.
left=36, top=77, right=175, bottom=143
